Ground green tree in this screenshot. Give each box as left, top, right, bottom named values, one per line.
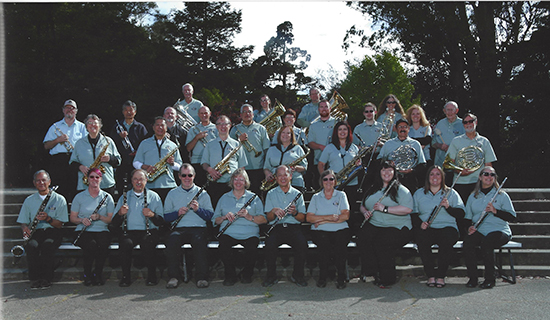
left=337, top=51, right=419, bottom=127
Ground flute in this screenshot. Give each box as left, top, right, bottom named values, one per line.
left=216, top=194, right=257, bottom=238
left=473, top=177, right=508, bottom=230
left=360, top=179, right=397, bottom=228
left=426, top=171, right=462, bottom=228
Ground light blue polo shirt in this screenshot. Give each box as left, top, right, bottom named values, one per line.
left=113, top=189, right=163, bottom=230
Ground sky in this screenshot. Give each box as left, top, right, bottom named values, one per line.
left=155, top=1, right=375, bottom=82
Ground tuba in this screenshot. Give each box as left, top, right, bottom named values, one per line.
left=388, top=144, right=418, bottom=171
left=173, top=100, right=198, bottom=133
left=259, top=99, right=286, bottom=137
left=83, top=136, right=110, bottom=185
left=443, top=145, right=484, bottom=172
left=147, top=147, right=179, bottom=182
left=260, top=147, right=310, bottom=191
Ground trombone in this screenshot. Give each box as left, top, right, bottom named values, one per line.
left=235, top=128, right=262, bottom=157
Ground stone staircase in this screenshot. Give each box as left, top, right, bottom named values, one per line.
left=2, top=188, right=550, bottom=281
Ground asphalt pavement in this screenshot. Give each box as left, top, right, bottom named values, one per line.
left=2, top=275, right=550, bottom=319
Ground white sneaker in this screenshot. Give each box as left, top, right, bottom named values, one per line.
left=166, top=278, right=178, bottom=289
left=196, top=280, right=209, bottom=288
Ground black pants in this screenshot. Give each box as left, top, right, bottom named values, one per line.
left=264, top=224, right=308, bottom=279
left=165, top=227, right=209, bottom=281
left=247, top=169, right=264, bottom=197
left=218, top=235, right=259, bottom=280
left=464, top=231, right=510, bottom=281
left=75, top=231, right=111, bottom=277
left=415, top=226, right=459, bottom=278
left=311, top=229, right=351, bottom=281
left=358, top=223, right=411, bottom=285
left=342, top=184, right=361, bottom=236
left=25, top=229, right=62, bottom=281
left=119, top=229, right=160, bottom=279
left=454, top=183, right=477, bottom=239
left=49, top=153, right=77, bottom=202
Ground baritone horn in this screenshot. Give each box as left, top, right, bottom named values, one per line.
left=259, top=99, right=285, bottom=137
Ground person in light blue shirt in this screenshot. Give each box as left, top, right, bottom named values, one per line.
left=271, top=109, right=308, bottom=146
left=307, top=99, right=336, bottom=190
left=297, top=87, right=321, bottom=128
left=111, top=169, right=164, bottom=287
left=43, top=99, right=88, bottom=201
left=358, top=161, right=413, bottom=288
left=254, top=94, right=283, bottom=139
left=175, top=83, right=204, bottom=123
left=16, top=170, right=68, bottom=289
left=413, top=166, right=464, bottom=288
left=163, top=164, right=214, bottom=289
left=70, top=169, right=115, bottom=286
left=464, top=167, right=516, bottom=289
left=213, top=168, right=266, bottom=286
left=185, top=106, right=218, bottom=186
left=375, top=94, right=406, bottom=140
left=432, top=101, right=465, bottom=168
left=307, top=170, right=350, bottom=289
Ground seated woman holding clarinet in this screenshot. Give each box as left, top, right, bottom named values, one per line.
left=412, top=165, right=465, bottom=288
left=464, top=166, right=515, bottom=289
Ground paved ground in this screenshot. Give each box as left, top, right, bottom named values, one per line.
left=2, top=275, right=550, bottom=320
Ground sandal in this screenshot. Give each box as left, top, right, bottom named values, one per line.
left=426, top=277, right=436, bottom=287
left=435, top=278, right=446, bottom=288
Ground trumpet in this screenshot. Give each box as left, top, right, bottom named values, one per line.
left=192, top=126, right=209, bottom=148
left=54, top=124, right=74, bottom=152
left=235, top=128, right=262, bottom=157
left=11, top=186, right=59, bottom=258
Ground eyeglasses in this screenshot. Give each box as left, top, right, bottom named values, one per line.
left=463, top=120, right=476, bottom=124
left=216, top=123, right=230, bottom=126
left=88, top=175, right=101, bottom=180
left=363, top=110, right=374, bottom=113
left=323, top=177, right=335, bottom=182
left=234, top=178, right=246, bottom=182
left=397, top=125, right=409, bottom=129
left=180, top=174, right=194, bottom=178
left=481, top=172, right=496, bottom=177
left=386, top=101, right=397, bottom=105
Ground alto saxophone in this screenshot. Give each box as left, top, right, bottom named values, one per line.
left=147, top=147, right=179, bottom=182
left=208, top=143, right=242, bottom=182
left=334, top=145, right=373, bottom=190
left=83, top=136, right=110, bottom=185
left=260, top=147, right=310, bottom=191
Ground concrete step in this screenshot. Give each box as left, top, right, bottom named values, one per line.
left=513, top=200, right=550, bottom=212
left=512, top=235, right=550, bottom=249
left=510, top=223, right=550, bottom=235
left=516, top=211, right=550, bottom=223
left=504, top=188, right=550, bottom=200
left=0, top=188, right=34, bottom=203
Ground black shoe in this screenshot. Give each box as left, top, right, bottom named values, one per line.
left=262, top=277, right=278, bottom=287
left=241, top=275, right=253, bottom=284
left=146, top=276, right=158, bottom=286
left=119, top=276, right=131, bottom=287
left=479, top=280, right=496, bottom=289
left=83, top=275, right=93, bottom=287
left=223, top=277, right=237, bottom=286
left=290, top=276, right=308, bottom=287
left=316, top=278, right=327, bottom=288
left=30, top=280, right=42, bottom=290
left=94, top=273, right=104, bottom=286
left=40, top=279, right=51, bottom=289
left=466, top=278, right=478, bottom=288
left=336, top=279, right=347, bottom=289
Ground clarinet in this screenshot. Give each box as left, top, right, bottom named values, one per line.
left=121, top=175, right=129, bottom=236
left=170, top=185, right=206, bottom=231
left=115, top=120, right=135, bottom=153
left=144, top=188, right=150, bottom=236
left=360, top=179, right=397, bottom=228
left=426, top=172, right=462, bottom=228
left=473, top=177, right=508, bottom=229
left=265, top=192, right=302, bottom=237
left=11, top=186, right=59, bottom=258
left=74, top=195, right=109, bottom=245
left=216, top=194, right=258, bottom=238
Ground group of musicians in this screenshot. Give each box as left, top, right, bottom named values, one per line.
left=17, top=88, right=515, bottom=291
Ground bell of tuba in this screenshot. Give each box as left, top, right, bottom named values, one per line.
left=259, top=99, right=286, bottom=137
left=328, top=91, right=349, bottom=123
left=174, top=102, right=198, bottom=134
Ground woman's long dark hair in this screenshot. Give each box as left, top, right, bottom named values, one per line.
left=331, top=121, right=353, bottom=149
left=362, top=161, right=400, bottom=203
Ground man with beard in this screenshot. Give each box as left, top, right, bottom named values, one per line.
left=378, top=119, right=426, bottom=193
left=307, top=99, right=336, bottom=190
left=186, top=106, right=218, bottom=186
left=164, top=106, right=189, bottom=163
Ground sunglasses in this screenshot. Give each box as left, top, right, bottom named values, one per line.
left=180, top=174, right=194, bottom=178
left=323, top=177, right=335, bottom=182
left=363, top=110, right=374, bottom=113
left=386, top=101, right=397, bottom=104
left=481, top=172, right=496, bottom=177
left=463, top=120, right=476, bottom=124
left=88, top=175, right=101, bottom=180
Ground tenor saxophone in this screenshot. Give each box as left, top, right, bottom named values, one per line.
left=147, top=147, right=179, bottom=182
left=83, top=136, right=110, bottom=185
left=260, top=147, right=310, bottom=191
left=334, top=145, right=373, bottom=190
